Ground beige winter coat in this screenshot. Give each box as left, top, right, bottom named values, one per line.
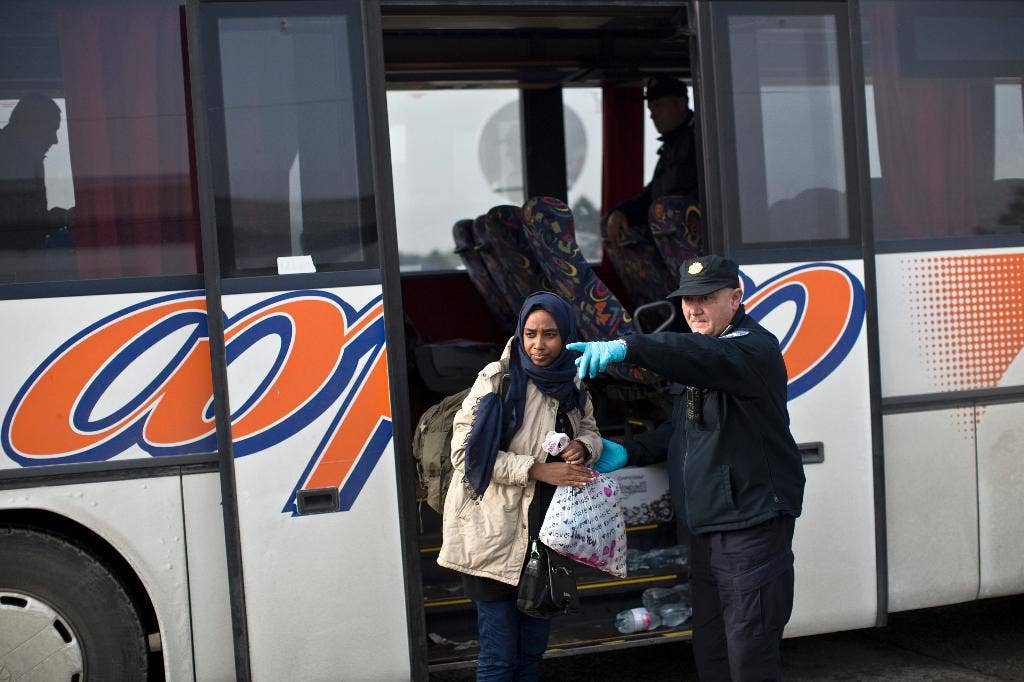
left=437, top=340, right=602, bottom=586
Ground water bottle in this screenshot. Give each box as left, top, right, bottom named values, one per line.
left=646, top=545, right=689, bottom=570
left=614, top=607, right=661, bottom=634
left=641, top=583, right=690, bottom=612
left=657, top=603, right=693, bottom=628
left=626, top=548, right=647, bottom=573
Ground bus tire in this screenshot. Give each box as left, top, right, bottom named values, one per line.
left=0, top=526, right=149, bottom=681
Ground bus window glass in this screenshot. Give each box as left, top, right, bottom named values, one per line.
left=861, top=0, right=1024, bottom=241
left=563, top=87, right=602, bottom=262
left=721, top=13, right=849, bottom=244
left=204, top=8, right=376, bottom=276
left=388, top=89, right=523, bottom=272
left=0, top=0, right=201, bottom=285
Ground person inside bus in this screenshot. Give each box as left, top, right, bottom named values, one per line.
left=567, top=254, right=806, bottom=682
left=0, top=95, right=74, bottom=254
left=603, top=76, right=699, bottom=243
left=437, top=291, right=602, bottom=681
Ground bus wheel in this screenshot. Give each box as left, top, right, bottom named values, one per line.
left=0, top=527, right=148, bottom=681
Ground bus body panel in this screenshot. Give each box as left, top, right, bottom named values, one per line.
left=882, top=409, right=979, bottom=612
left=222, top=284, right=410, bottom=680
left=741, top=259, right=876, bottom=636
left=182, top=471, right=235, bottom=680
left=0, top=290, right=213, bottom=471
left=976, top=402, right=1024, bottom=600
left=0, top=477, right=196, bottom=681
left=875, top=247, right=1024, bottom=610
left=875, top=248, right=1024, bottom=399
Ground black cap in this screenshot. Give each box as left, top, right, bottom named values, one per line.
left=644, top=76, right=688, bottom=101
left=667, top=255, right=741, bottom=298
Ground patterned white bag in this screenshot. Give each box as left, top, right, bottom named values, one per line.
left=539, top=473, right=627, bottom=578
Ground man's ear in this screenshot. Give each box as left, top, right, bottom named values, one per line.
left=730, top=287, right=742, bottom=310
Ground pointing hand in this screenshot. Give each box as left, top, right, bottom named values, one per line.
left=565, top=340, right=627, bottom=379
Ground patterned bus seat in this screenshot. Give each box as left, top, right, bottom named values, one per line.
left=470, top=214, right=529, bottom=318
left=453, top=218, right=517, bottom=331
left=521, top=196, right=647, bottom=383
left=602, top=220, right=677, bottom=308
left=649, top=195, right=703, bottom=275
left=480, top=205, right=551, bottom=300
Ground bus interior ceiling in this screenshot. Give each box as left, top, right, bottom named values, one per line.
left=383, top=1, right=692, bottom=410
left=382, top=3, right=696, bottom=665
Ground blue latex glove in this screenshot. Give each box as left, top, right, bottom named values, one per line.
left=565, top=340, right=627, bottom=379
left=593, top=438, right=628, bottom=473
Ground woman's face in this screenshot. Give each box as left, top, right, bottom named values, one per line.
left=522, top=309, right=563, bottom=367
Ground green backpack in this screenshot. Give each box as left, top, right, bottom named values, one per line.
left=412, top=364, right=509, bottom=515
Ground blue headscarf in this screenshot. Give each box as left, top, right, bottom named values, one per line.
left=464, top=292, right=582, bottom=498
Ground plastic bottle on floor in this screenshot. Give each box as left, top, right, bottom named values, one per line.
left=614, top=607, right=661, bottom=634
left=657, top=603, right=693, bottom=628
left=641, top=583, right=690, bottom=611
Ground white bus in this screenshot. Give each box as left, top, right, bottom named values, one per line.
left=1, top=0, right=1021, bottom=679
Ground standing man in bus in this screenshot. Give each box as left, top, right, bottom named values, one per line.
left=604, top=76, right=699, bottom=243
left=567, top=254, right=805, bottom=681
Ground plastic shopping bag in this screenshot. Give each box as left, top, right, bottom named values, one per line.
left=539, top=473, right=627, bottom=578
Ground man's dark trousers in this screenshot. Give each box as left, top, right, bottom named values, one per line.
left=689, top=515, right=796, bottom=681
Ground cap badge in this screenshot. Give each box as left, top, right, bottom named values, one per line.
left=687, top=262, right=704, bottom=275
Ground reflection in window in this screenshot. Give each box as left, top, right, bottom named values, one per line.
left=206, top=10, right=375, bottom=276
left=564, top=88, right=603, bottom=262
left=0, top=0, right=201, bottom=284
left=389, top=88, right=605, bottom=271
left=388, top=89, right=522, bottom=272
left=724, top=14, right=849, bottom=244
left=862, top=0, right=1024, bottom=240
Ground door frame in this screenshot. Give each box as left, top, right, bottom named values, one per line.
left=690, top=0, right=888, bottom=627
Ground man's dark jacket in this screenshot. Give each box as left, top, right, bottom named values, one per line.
left=613, top=112, right=699, bottom=228
left=622, top=305, right=805, bottom=534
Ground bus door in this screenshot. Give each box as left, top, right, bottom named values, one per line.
left=186, top=1, right=420, bottom=678
left=692, top=1, right=883, bottom=634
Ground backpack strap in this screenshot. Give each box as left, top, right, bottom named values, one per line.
left=497, top=357, right=511, bottom=400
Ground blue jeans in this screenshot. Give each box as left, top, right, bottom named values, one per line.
left=474, top=599, right=551, bottom=681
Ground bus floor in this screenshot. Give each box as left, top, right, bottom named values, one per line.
left=429, top=592, right=1024, bottom=680
left=420, top=516, right=690, bottom=670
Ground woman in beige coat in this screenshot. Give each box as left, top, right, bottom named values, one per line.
left=438, top=292, right=602, bottom=681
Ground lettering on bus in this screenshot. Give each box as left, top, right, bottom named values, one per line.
left=1, top=290, right=391, bottom=514
left=743, top=263, right=867, bottom=401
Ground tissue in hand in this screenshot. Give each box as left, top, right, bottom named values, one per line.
left=542, top=431, right=570, bottom=455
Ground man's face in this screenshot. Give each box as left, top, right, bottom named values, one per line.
left=681, top=287, right=742, bottom=336
left=24, top=109, right=61, bottom=158
left=647, top=95, right=688, bottom=135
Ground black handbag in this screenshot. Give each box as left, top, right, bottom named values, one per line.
left=516, top=539, right=580, bottom=619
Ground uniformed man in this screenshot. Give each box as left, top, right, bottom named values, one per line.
left=604, top=76, right=699, bottom=243
left=566, top=254, right=805, bottom=681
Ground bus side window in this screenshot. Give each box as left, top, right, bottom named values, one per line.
left=716, top=12, right=853, bottom=246
left=200, top=7, right=378, bottom=277
left=0, top=0, right=202, bottom=286
left=862, top=0, right=1024, bottom=242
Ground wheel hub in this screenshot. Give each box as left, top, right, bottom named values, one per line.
left=0, top=591, right=84, bottom=681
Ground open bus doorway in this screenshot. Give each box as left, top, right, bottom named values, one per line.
left=380, top=2, right=699, bottom=669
